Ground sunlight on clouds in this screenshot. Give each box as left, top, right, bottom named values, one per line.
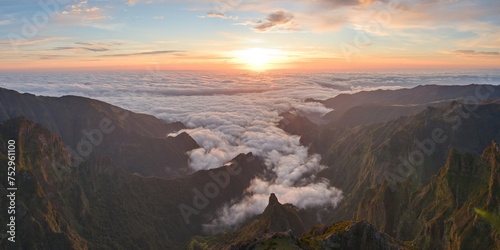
left=61, top=0, right=109, bottom=21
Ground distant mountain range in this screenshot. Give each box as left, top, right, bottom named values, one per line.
left=1, top=84, right=500, bottom=249
left=318, top=84, right=500, bottom=127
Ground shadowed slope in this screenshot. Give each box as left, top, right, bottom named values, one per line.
left=0, top=87, right=199, bottom=178
left=0, top=118, right=266, bottom=249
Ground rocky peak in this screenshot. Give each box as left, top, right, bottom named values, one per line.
left=269, top=193, right=279, bottom=205
left=260, top=194, right=307, bottom=237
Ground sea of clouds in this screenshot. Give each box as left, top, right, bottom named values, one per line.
left=1, top=69, right=499, bottom=230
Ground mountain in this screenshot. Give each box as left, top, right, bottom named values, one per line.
left=284, top=102, right=500, bottom=194
left=189, top=193, right=309, bottom=249
left=0, top=87, right=199, bottom=178
left=320, top=84, right=500, bottom=127
left=190, top=194, right=412, bottom=250
left=280, top=86, right=500, bottom=249
left=3, top=84, right=500, bottom=249
left=0, top=118, right=266, bottom=249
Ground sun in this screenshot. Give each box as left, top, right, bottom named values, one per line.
left=234, top=48, right=283, bottom=71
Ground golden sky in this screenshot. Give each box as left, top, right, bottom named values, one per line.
left=1, top=0, right=499, bottom=71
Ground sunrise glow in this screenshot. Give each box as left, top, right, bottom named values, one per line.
left=234, top=48, right=285, bottom=71
left=0, top=1, right=498, bottom=71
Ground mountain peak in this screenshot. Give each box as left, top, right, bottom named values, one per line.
left=481, top=140, right=500, bottom=162
left=269, top=193, right=279, bottom=205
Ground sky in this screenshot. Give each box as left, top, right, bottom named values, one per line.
left=0, top=0, right=499, bottom=71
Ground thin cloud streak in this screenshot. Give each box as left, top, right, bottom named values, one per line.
left=449, top=50, right=500, bottom=56
left=53, top=46, right=110, bottom=52
left=100, top=50, right=186, bottom=57
left=199, top=12, right=239, bottom=20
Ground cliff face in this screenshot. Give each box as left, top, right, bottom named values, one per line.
left=0, top=118, right=266, bottom=249
left=0, top=87, right=199, bottom=178
left=342, top=143, right=500, bottom=249
left=330, top=106, right=500, bottom=249
left=406, top=143, right=500, bottom=250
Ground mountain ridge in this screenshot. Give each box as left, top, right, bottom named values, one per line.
left=0, top=87, right=199, bottom=178
left=320, top=84, right=500, bottom=127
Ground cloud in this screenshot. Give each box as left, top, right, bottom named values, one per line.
left=53, top=46, right=109, bottom=52
left=199, top=11, right=238, bottom=20
left=366, top=0, right=499, bottom=33
left=204, top=179, right=343, bottom=232
left=292, top=11, right=347, bottom=32
left=60, top=0, right=110, bottom=21
left=449, top=50, right=499, bottom=56
left=315, top=0, right=381, bottom=8
left=153, top=16, right=164, bottom=20
left=3, top=0, right=496, bottom=41
left=53, top=0, right=121, bottom=30
left=253, top=10, right=297, bottom=32
left=100, top=50, right=185, bottom=57
left=43, top=41, right=121, bottom=54
left=126, top=0, right=171, bottom=6
left=175, top=108, right=342, bottom=231
left=75, top=42, right=123, bottom=46
left=0, top=20, right=12, bottom=26
left=0, top=37, right=64, bottom=47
